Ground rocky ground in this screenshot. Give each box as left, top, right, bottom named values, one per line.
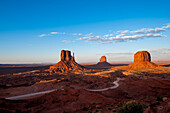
left=0, top=66, right=170, bottom=113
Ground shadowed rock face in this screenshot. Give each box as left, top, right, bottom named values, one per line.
left=100, top=56, right=107, bottom=62
left=128, top=51, right=158, bottom=69
left=134, top=51, right=151, bottom=62
left=49, top=50, right=85, bottom=73
left=61, top=50, right=72, bottom=61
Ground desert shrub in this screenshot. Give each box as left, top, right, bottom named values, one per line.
left=157, top=95, right=163, bottom=102
left=82, top=107, right=88, bottom=111
left=117, top=101, right=145, bottom=113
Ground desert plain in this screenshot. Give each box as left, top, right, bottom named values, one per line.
left=0, top=50, right=170, bottom=113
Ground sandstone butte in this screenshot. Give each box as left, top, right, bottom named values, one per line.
left=96, top=56, right=112, bottom=67
left=100, top=56, right=107, bottom=62
left=128, top=51, right=159, bottom=69
left=48, top=50, right=85, bottom=73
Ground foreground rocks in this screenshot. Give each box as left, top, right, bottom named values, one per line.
left=129, top=51, right=158, bottom=69
left=0, top=76, right=170, bottom=113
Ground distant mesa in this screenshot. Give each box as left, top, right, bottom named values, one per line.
left=128, top=51, right=158, bottom=69
left=96, top=56, right=112, bottom=68
left=100, top=56, right=107, bottom=62
left=49, top=50, right=85, bottom=73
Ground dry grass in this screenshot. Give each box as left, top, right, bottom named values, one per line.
left=113, top=66, right=170, bottom=75
left=35, top=79, right=57, bottom=84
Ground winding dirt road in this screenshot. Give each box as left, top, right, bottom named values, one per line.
left=86, top=77, right=121, bottom=91
left=6, top=78, right=121, bottom=100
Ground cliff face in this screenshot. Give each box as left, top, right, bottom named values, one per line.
left=96, top=56, right=112, bottom=68
left=100, top=56, right=107, bottom=62
left=128, top=51, right=158, bottom=69
left=49, top=50, right=84, bottom=73
left=134, top=51, right=151, bottom=62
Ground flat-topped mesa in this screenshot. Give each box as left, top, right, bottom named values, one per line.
left=60, top=50, right=74, bottom=62
left=96, top=56, right=112, bottom=67
left=49, top=50, right=84, bottom=73
left=100, top=56, right=107, bottom=62
left=134, top=51, right=151, bottom=62
left=128, top=51, right=158, bottom=69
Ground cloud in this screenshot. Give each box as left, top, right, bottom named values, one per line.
left=62, top=40, right=75, bottom=43
left=86, top=36, right=101, bottom=41
left=80, top=33, right=166, bottom=43
left=120, top=33, right=166, bottom=39
left=121, top=30, right=129, bottom=33
left=50, top=32, right=66, bottom=34
left=73, top=33, right=77, bottom=35
left=39, top=34, right=46, bottom=37
left=162, top=24, right=170, bottom=29
left=105, top=52, right=133, bottom=56
left=84, top=33, right=93, bottom=36
left=73, top=33, right=83, bottom=35
left=130, top=28, right=165, bottom=34
left=51, top=32, right=60, bottom=34
left=149, top=48, right=170, bottom=60
left=104, top=34, right=113, bottom=37
left=116, top=30, right=129, bottom=34
left=78, top=36, right=94, bottom=40
left=150, top=48, right=170, bottom=54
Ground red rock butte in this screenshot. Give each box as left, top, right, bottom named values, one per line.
left=128, top=51, right=158, bottom=69
left=100, top=56, right=107, bottom=62
left=49, top=50, right=85, bottom=73
left=96, top=56, right=112, bottom=67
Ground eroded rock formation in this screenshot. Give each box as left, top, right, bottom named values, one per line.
left=134, top=51, right=151, bottom=62
left=49, top=50, right=85, bottom=73
left=96, top=56, right=112, bottom=68
left=100, top=56, right=107, bottom=62
left=128, top=51, right=158, bottom=69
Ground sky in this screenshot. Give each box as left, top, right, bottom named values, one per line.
left=0, top=0, right=170, bottom=64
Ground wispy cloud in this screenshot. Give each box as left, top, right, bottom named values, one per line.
left=162, top=24, right=170, bottom=29
left=77, top=23, right=169, bottom=43
left=104, top=34, right=113, bottom=37
left=50, top=32, right=66, bottom=35
left=130, top=28, right=165, bottom=34
left=62, top=40, right=75, bottom=43
left=39, top=34, right=46, bottom=37
left=150, top=48, right=170, bottom=60
left=73, top=33, right=82, bottom=35
left=78, top=36, right=94, bottom=40
left=105, top=52, right=133, bottom=56
left=80, top=33, right=166, bottom=43
left=84, top=33, right=93, bottom=36
left=150, top=48, right=170, bottom=54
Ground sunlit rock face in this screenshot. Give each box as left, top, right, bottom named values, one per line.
left=134, top=51, right=151, bottom=62
left=99, top=56, right=107, bottom=62
left=60, top=50, right=73, bottom=62
left=49, top=50, right=84, bottom=73
left=96, top=56, right=112, bottom=68
left=128, top=51, right=158, bottom=69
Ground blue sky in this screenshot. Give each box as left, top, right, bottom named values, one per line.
left=0, top=0, right=170, bottom=64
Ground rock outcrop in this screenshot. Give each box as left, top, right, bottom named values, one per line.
left=134, top=51, right=151, bottom=62
left=100, top=56, right=107, bottom=62
left=96, top=56, right=112, bottom=68
left=128, top=51, right=158, bottom=69
left=49, top=50, right=85, bottom=73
